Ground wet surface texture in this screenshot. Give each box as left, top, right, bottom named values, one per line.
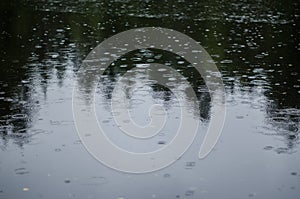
left=0, top=0, right=299, bottom=198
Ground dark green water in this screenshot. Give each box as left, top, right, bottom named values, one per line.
left=0, top=0, right=299, bottom=199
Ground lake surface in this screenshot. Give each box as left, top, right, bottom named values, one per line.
left=0, top=0, right=299, bottom=198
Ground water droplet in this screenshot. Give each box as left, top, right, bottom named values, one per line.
left=263, top=146, right=273, bottom=150
left=15, top=168, right=29, bottom=175
left=158, top=141, right=166, bottom=145
left=163, top=173, right=171, bottom=178
left=11, top=114, right=27, bottom=120
left=185, top=190, right=194, bottom=196
left=291, top=172, right=297, bottom=176
left=275, top=147, right=289, bottom=154
left=22, top=188, right=29, bottom=192
left=220, top=60, right=233, bottom=64
left=185, top=162, right=196, bottom=169
left=136, top=64, right=150, bottom=68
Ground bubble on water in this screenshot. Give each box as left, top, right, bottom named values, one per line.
left=287, top=124, right=298, bottom=133
left=90, top=176, right=108, bottom=185
left=73, top=140, right=82, bottom=145
left=250, top=103, right=264, bottom=110
left=291, top=172, right=297, bottom=176
left=168, top=77, right=176, bottom=81
left=263, top=146, right=273, bottom=150
left=131, top=57, right=142, bottom=62
left=11, top=114, right=27, bottom=120
left=0, top=125, right=13, bottom=134
left=163, top=173, right=171, bottom=178
left=16, top=129, right=27, bottom=134
left=21, top=80, right=30, bottom=84
left=185, top=190, right=194, bottom=196
left=48, top=52, right=59, bottom=59
left=185, top=161, right=196, bottom=169
left=22, top=188, right=29, bottom=192
left=122, top=119, right=130, bottom=124
left=130, top=99, right=146, bottom=106
left=136, top=64, right=150, bottom=68
left=275, top=147, right=289, bottom=154
left=220, top=59, right=233, bottom=64
left=15, top=168, right=29, bottom=175
left=56, top=29, right=64, bottom=33
left=111, top=111, right=121, bottom=116
left=146, top=59, right=155, bottom=63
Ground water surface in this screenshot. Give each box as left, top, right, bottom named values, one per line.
left=0, top=0, right=299, bottom=198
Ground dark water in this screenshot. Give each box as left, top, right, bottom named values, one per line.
left=0, top=0, right=299, bottom=198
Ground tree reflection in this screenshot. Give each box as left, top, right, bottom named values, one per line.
left=96, top=48, right=211, bottom=121
left=0, top=0, right=299, bottom=150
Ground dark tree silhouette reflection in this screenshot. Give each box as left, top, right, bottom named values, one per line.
left=0, top=0, right=299, bottom=151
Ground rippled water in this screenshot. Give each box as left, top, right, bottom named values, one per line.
left=0, top=0, right=299, bottom=198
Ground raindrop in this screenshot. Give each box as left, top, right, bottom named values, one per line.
left=73, top=140, right=81, bottom=145
left=248, top=193, right=256, bottom=197
left=21, top=80, right=29, bottom=84
left=158, top=68, right=167, bottom=72
left=163, top=173, right=171, bottom=178
left=56, top=29, right=64, bottom=33
left=291, top=172, right=297, bottom=176
left=146, top=59, right=155, bottom=63
left=185, top=162, right=196, bottom=168
left=136, top=64, right=149, bottom=68
left=11, top=114, right=27, bottom=120
left=15, top=168, right=29, bottom=175
left=168, top=77, right=176, bottom=81
left=263, top=146, right=273, bottom=150
left=220, top=60, right=233, bottom=64
left=22, top=188, right=29, bottom=192
left=185, top=190, right=194, bottom=196
left=158, top=141, right=166, bottom=145
left=275, top=147, right=289, bottom=154
left=35, top=45, right=42, bottom=49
